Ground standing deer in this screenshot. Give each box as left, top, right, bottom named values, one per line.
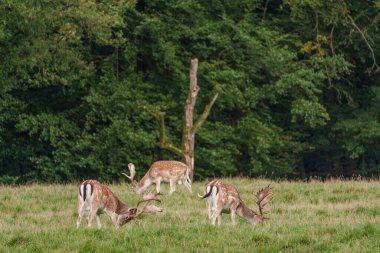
left=76, top=180, right=163, bottom=228
left=199, top=180, right=272, bottom=226
left=122, top=161, right=192, bottom=195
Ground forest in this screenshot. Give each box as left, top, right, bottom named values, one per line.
left=0, top=0, right=379, bottom=183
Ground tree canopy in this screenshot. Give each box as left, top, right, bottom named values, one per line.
left=1, top=0, right=379, bottom=183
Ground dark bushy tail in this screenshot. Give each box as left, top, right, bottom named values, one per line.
left=198, top=184, right=218, bottom=199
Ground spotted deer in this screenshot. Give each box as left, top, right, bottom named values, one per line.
left=122, top=161, right=192, bottom=195
left=199, top=180, right=272, bottom=226
left=76, top=180, right=163, bottom=228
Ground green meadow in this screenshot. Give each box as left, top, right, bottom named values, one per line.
left=1, top=178, right=380, bottom=253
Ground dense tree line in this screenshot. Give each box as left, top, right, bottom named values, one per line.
left=0, top=0, right=379, bottom=183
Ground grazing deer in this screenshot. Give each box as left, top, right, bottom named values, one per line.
left=122, top=161, right=192, bottom=195
left=76, top=180, right=163, bottom=228
left=199, top=180, right=272, bottom=226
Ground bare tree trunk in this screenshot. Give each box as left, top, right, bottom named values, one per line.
left=154, top=58, right=218, bottom=181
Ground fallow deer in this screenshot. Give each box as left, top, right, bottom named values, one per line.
left=199, top=180, right=272, bottom=226
left=76, top=180, right=163, bottom=228
left=122, top=161, right=192, bottom=195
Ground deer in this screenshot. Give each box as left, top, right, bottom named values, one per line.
left=122, top=161, right=192, bottom=195
left=199, top=180, right=273, bottom=226
left=76, top=180, right=163, bottom=228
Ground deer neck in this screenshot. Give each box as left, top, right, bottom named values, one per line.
left=236, top=202, right=262, bottom=225
left=115, top=199, right=131, bottom=215
left=135, top=176, right=152, bottom=194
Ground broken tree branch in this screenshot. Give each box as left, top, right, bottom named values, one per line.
left=183, top=58, right=200, bottom=137
left=346, top=13, right=379, bottom=72
left=329, top=24, right=336, bottom=55
left=158, top=112, right=185, bottom=158
left=143, top=106, right=160, bottom=121
left=192, top=93, right=219, bottom=134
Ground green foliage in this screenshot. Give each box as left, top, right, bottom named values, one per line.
left=0, top=0, right=379, bottom=182
left=0, top=175, right=19, bottom=185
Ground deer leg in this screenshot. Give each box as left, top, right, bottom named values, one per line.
left=230, top=209, right=237, bottom=225
left=209, top=192, right=218, bottom=223
left=113, top=214, right=120, bottom=228
left=206, top=193, right=216, bottom=222
left=217, top=214, right=222, bottom=226
left=169, top=179, right=177, bottom=195
left=206, top=199, right=212, bottom=222
left=87, top=208, right=97, bottom=227
left=95, top=214, right=102, bottom=228
left=156, top=180, right=162, bottom=194
left=211, top=204, right=223, bottom=226
left=76, top=202, right=86, bottom=228
left=105, top=210, right=119, bottom=228
left=182, top=177, right=192, bottom=193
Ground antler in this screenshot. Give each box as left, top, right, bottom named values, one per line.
left=118, top=192, right=163, bottom=225
left=134, top=191, right=163, bottom=217
left=136, top=192, right=161, bottom=206
left=255, top=185, right=273, bottom=218
left=121, top=163, right=136, bottom=182
left=141, top=204, right=164, bottom=213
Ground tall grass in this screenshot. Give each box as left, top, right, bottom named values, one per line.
left=1, top=178, right=379, bottom=252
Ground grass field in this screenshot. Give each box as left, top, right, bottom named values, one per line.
left=1, top=178, right=380, bottom=253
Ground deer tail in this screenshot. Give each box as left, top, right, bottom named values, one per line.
left=198, top=184, right=218, bottom=199
left=79, top=181, right=93, bottom=202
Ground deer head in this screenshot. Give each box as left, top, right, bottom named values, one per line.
left=237, top=185, right=273, bottom=226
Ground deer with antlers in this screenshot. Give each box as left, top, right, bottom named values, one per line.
left=199, top=180, right=272, bottom=226
left=76, top=180, right=163, bottom=228
left=122, top=161, right=192, bottom=195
